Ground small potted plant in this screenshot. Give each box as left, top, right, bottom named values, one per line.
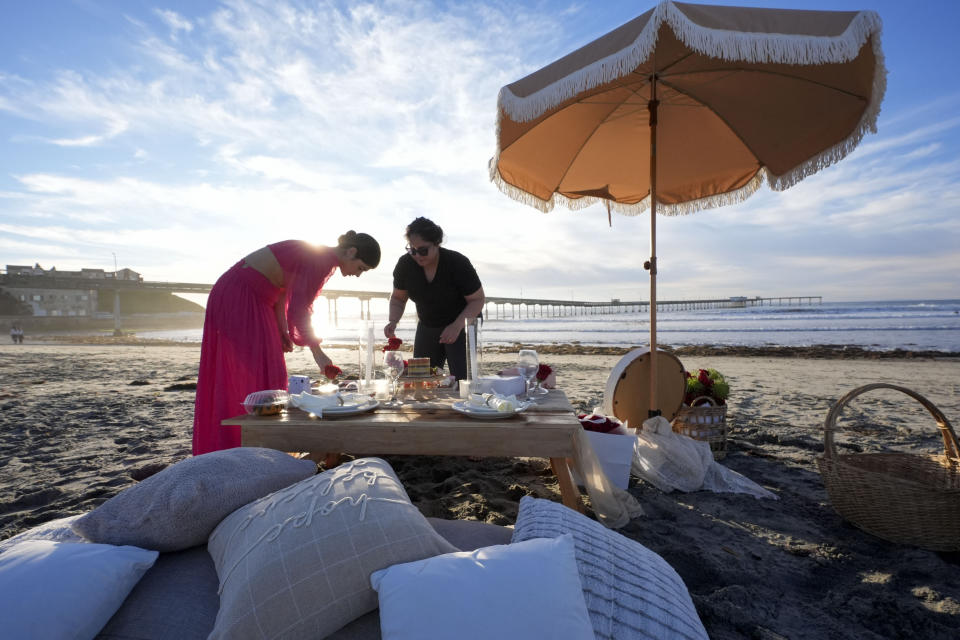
left=674, top=368, right=730, bottom=459
left=683, top=368, right=729, bottom=406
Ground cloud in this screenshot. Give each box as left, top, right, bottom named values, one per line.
left=0, top=0, right=958, bottom=303
left=155, top=9, right=194, bottom=35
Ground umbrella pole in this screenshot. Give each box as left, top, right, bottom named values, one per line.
left=647, top=76, right=660, bottom=418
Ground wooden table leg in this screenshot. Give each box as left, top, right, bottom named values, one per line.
left=550, top=457, right=584, bottom=513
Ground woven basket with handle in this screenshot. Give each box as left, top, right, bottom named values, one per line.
left=672, top=396, right=728, bottom=460
left=816, top=383, right=960, bottom=552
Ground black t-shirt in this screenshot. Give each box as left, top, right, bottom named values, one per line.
left=393, top=248, right=482, bottom=328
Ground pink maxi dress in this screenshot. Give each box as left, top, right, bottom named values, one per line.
left=192, top=240, right=339, bottom=455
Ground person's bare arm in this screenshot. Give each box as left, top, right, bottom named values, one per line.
left=383, top=289, right=409, bottom=338
left=440, top=287, right=485, bottom=344
left=274, top=293, right=293, bottom=352
left=310, top=344, right=332, bottom=370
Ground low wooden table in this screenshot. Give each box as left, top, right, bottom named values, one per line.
left=223, top=389, right=586, bottom=511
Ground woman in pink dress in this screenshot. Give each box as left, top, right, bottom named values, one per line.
left=192, top=231, right=381, bottom=455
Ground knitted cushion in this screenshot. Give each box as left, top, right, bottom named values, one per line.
left=512, top=496, right=708, bottom=640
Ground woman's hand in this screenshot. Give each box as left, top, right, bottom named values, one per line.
left=310, top=345, right=332, bottom=371
left=280, top=330, right=294, bottom=353
left=383, top=320, right=398, bottom=339
left=439, top=322, right=461, bottom=344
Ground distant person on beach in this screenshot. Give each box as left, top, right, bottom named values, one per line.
left=384, top=217, right=484, bottom=380
left=10, top=324, right=23, bottom=344
left=193, top=232, right=381, bottom=455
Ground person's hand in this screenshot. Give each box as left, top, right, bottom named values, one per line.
left=280, top=331, right=294, bottom=353
left=311, top=348, right=332, bottom=371
left=439, top=323, right=461, bottom=344
left=383, top=321, right=398, bottom=339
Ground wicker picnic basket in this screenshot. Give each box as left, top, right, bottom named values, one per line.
left=672, top=396, right=728, bottom=460
left=817, top=383, right=960, bottom=552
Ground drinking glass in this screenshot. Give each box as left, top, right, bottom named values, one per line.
left=383, top=350, right=405, bottom=405
left=517, top=349, right=539, bottom=398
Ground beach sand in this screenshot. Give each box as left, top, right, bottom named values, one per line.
left=1, top=340, right=958, bottom=638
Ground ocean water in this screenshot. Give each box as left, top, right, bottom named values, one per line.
left=140, top=299, right=960, bottom=352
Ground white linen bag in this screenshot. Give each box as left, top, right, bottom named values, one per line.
left=631, top=416, right=713, bottom=493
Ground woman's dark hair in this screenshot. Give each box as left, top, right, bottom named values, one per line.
left=337, top=230, right=381, bottom=268
left=405, top=217, right=443, bottom=245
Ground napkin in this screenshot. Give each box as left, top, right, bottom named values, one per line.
left=467, top=392, right=519, bottom=413
left=290, top=392, right=368, bottom=417
left=474, top=374, right=525, bottom=397
left=578, top=412, right=630, bottom=435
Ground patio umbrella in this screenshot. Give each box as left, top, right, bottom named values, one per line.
left=489, top=0, right=886, bottom=416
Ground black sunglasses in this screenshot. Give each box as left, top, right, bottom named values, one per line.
left=406, top=245, right=431, bottom=257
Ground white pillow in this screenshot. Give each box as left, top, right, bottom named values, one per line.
left=370, top=534, right=594, bottom=640
left=512, top=496, right=709, bottom=640
left=207, top=457, right=458, bottom=640
left=0, top=540, right=158, bottom=640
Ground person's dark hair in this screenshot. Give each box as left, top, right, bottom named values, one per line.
left=405, top=217, right=443, bottom=245
left=337, top=230, right=381, bottom=268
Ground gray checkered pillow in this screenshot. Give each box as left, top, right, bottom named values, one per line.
left=71, top=448, right=317, bottom=552
left=512, top=496, right=709, bottom=640
left=206, top=457, right=458, bottom=640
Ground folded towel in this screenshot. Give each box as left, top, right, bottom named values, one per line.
left=475, top=375, right=526, bottom=397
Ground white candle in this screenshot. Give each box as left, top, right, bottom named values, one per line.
left=365, top=323, right=375, bottom=385
left=469, top=324, right=479, bottom=380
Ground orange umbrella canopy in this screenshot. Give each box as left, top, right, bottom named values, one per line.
left=490, top=0, right=887, bottom=215
left=489, top=1, right=886, bottom=417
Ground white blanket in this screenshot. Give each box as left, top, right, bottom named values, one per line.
left=632, top=417, right=777, bottom=499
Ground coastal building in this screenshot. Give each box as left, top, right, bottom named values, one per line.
left=2, top=263, right=142, bottom=317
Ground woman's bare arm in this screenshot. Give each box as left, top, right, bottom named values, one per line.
left=384, top=289, right=409, bottom=338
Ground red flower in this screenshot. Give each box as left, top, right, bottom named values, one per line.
left=323, top=364, right=342, bottom=380
left=698, top=368, right=713, bottom=386
left=536, top=363, right=553, bottom=381
left=383, top=336, right=403, bottom=352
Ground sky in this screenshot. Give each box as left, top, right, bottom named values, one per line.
left=1, top=0, right=958, bottom=305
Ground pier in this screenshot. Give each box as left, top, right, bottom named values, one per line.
left=479, top=295, right=821, bottom=320
left=1, top=273, right=821, bottom=327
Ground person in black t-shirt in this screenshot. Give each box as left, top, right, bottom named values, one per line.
left=384, top=217, right=484, bottom=380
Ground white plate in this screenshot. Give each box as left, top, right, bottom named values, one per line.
left=451, top=400, right=530, bottom=420
left=319, top=399, right=379, bottom=417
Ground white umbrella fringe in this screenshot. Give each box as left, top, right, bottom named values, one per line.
left=488, top=0, right=888, bottom=216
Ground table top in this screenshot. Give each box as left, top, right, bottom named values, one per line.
left=223, top=388, right=582, bottom=459
left=225, top=388, right=576, bottom=424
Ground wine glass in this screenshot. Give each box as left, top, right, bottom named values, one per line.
left=382, top=350, right=405, bottom=405
left=517, top=349, right=539, bottom=399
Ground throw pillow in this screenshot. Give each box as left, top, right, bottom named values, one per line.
left=512, top=496, right=709, bottom=640
left=0, top=540, right=158, bottom=640
left=71, top=447, right=317, bottom=552
left=206, top=457, right=458, bottom=640
left=371, top=534, right=594, bottom=640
